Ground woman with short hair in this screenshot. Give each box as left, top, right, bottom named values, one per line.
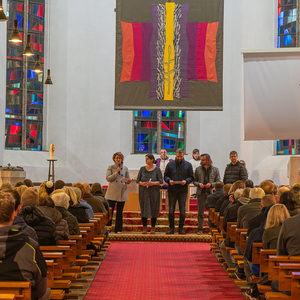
left=105, top=152, right=131, bottom=234
left=136, top=154, right=163, bottom=234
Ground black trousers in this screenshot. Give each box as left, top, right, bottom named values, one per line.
left=107, top=200, right=125, bottom=233
left=168, top=191, right=187, bottom=230
left=142, top=217, right=157, bottom=227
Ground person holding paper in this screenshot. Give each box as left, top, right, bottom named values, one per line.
left=136, top=154, right=163, bottom=234
left=106, top=152, right=131, bottom=234
left=164, top=148, right=194, bottom=235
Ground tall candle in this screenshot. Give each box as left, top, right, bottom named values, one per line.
left=50, top=144, right=55, bottom=159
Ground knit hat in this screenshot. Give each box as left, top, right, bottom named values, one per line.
left=45, top=181, right=54, bottom=195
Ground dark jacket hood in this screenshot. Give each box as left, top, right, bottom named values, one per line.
left=39, top=206, right=63, bottom=224
left=18, top=204, right=46, bottom=227
left=0, top=225, right=28, bottom=259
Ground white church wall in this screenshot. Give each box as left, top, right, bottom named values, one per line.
left=1, top=0, right=290, bottom=186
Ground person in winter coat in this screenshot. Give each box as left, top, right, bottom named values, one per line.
left=39, top=195, right=70, bottom=240
left=91, top=182, right=110, bottom=217
left=0, top=191, right=49, bottom=299
left=51, top=190, right=80, bottom=235
left=223, top=151, right=248, bottom=184
left=18, top=189, right=58, bottom=246
left=6, top=189, right=39, bottom=242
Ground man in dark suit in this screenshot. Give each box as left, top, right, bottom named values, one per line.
left=164, top=148, right=194, bottom=235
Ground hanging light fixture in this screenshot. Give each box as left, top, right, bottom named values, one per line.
left=23, top=34, right=34, bottom=56
left=44, top=69, right=53, bottom=85
left=33, top=54, right=43, bottom=73
left=9, top=19, right=22, bottom=43
left=0, top=0, right=8, bottom=22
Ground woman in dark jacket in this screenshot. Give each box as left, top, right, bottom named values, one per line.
left=51, top=190, right=80, bottom=235
left=91, top=182, right=110, bottom=218
left=245, top=204, right=290, bottom=299
left=39, top=195, right=70, bottom=240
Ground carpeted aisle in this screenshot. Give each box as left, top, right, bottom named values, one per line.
left=84, top=243, right=244, bottom=300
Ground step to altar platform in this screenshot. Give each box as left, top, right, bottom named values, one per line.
left=109, top=211, right=212, bottom=242
left=107, top=232, right=212, bottom=243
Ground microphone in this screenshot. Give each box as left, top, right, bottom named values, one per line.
left=118, top=163, right=122, bottom=174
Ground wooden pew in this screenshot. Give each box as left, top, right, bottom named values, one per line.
left=279, top=263, right=300, bottom=292
left=252, top=242, right=263, bottom=264
left=0, top=282, right=31, bottom=300
left=40, top=246, right=72, bottom=268
left=219, top=216, right=224, bottom=232
left=268, top=256, right=300, bottom=281
left=230, top=225, right=237, bottom=243
left=0, top=295, right=16, bottom=300
left=265, top=269, right=300, bottom=300
left=209, top=208, right=215, bottom=221
left=260, top=249, right=276, bottom=273
left=291, top=272, right=300, bottom=300
left=235, top=228, right=247, bottom=248
left=240, top=231, right=248, bottom=252
left=214, top=212, right=220, bottom=228
left=46, top=260, right=65, bottom=300
left=226, top=222, right=236, bottom=241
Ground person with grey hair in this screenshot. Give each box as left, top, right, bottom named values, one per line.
left=52, top=191, right=80, bottom=235
left=237, top=187, right=265, bottom=229
left=18, top=189, right=58, bottom=245
left=164, top=148, right=194, bottom=234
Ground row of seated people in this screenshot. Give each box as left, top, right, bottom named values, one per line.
left=0, top=178, right=111, bottom=300
left=208, top=179, right=300, bottom=300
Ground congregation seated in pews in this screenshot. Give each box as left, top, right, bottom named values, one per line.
left=0, top=179, right=111, bottom=300
left=209, top=180, right=300, bottom=300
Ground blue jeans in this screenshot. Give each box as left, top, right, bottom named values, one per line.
left=168, top=191, right=187, bottom=230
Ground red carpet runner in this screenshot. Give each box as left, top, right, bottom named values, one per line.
left=84, top=243, right=245, bottom=300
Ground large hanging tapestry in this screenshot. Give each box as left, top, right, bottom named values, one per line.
left=115, top=0, right=223, bottom=110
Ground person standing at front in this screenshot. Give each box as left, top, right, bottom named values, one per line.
left=106, top=152, right=131, bottom=234
left=194, top=153, right=221, bottom=235
left=136, top=154, right=163, bottom=234
left=164, top=148, right=194, bottom=234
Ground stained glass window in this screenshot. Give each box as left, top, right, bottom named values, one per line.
left=5, top=0, right=44, bottom=151
left=276, top=0, right=299, bottom=155
left=134, top=110, right=185, bottom=154
left=277, top=0, right=297, bottom=47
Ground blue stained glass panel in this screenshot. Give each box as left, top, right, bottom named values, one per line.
left=32, top=94, right=38, bottom=102
left=141, top=111, right=151, bottom=117
left=27, top=70, right=35, bottom=79
left=138, top=133, right=148, bottom=143
left=163, top=139, right=175, bottom=149
left=34, top=82, right=41, bottom=90
left=138, top=143, right=148, bottom=151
